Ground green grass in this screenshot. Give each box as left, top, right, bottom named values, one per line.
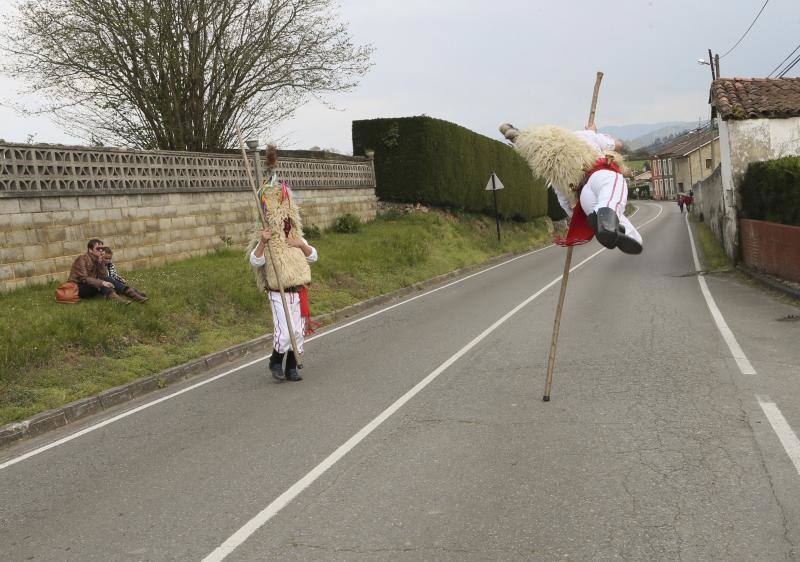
left=625, top=159, right=647, bottom=172
left=0, top=210, right=552, bottom=425
left=690, top=216, right=732, bottom=271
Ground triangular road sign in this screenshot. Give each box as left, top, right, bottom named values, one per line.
left=485, top=173, right=504, bottom=191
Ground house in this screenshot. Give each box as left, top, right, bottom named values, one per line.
left=672, top=128, right=720, bottom=193
left=650, top=127, right=720, bottom=200
left=702, top=77, right=800, bottom=259
left=649, top=143, right=676, bottom=200
left=629, top=170, right=652, bottom=199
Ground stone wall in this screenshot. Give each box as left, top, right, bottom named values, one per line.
left=0, top=142, right=376, bottom=292
left=693, top=166, right=729, bottom=252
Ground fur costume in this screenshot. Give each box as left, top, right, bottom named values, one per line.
left=504, top=124, right=627, bottom=211
left=247, top=179, right=311, bottom=291
left=499, top=122, right=642, bottom=254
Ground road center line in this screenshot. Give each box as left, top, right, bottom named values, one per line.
left=201, top=205, right=669, bottom=561
left=201, top=244, right=610, bottom=561
left=1, top=243, right=555, bottom=471
left=757, top=395, right=800, bottom=475
left=2, top=204, right=663, bottom=473
left=684, top=214, right=756, bottom=375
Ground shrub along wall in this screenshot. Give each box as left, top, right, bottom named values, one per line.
left=352, top=116, right=547, bottom=220
left=740, top=156, right=800, bottom=226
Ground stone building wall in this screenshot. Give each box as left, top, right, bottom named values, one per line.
left=0, top=143, right=376, bottom=292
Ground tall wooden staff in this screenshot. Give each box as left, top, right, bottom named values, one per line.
left=542, top=71, right=603, bottom=401
left=235, top=125, right=303, bottom=368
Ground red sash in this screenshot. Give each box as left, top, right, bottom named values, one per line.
left=554, top=157, right=622, bottom=247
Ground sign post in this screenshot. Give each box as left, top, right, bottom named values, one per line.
left=485, top=172, right=504, bottom=242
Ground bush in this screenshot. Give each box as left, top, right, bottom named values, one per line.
left=740, top=157, right=800, bottom=226
left=304, top=224, right=322, bottom=239
left=333, top=213, right=362, bottom=233
left=352, top=116, right=547, bottom=220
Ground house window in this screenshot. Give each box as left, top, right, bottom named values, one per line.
left=678, top=182, right=684, bottom=191
left=668, top=159, right=673, bottom=175
left=705, top=158, right=712, bottom=169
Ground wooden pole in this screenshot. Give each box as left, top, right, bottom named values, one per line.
left=542, top=71, right=603, bottom=402
left=235, top=125, right=303, bottom=368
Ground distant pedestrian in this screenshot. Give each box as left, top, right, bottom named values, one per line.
left=678, top=196, right=685, bottom=213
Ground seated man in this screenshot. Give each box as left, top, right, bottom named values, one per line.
left=67, top=238, right=130, bottom=304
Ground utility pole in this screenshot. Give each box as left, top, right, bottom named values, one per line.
left=714, top=53, right=721, bottom=78
left=708, top=48, right=716, bottom=80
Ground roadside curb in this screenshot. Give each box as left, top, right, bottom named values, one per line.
left=0, top=248, right=537, bottom=450
left=735, top=264, right=800, bottom=301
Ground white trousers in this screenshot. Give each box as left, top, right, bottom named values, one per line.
left=580, top=169, right=642, bottom=245
left=268, top=290, right=304, bottom=354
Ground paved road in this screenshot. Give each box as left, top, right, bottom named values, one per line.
left=2, top=202, right=799, bottom=560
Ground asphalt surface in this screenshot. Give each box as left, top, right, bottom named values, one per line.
left=2, top=201, right=799, bottom=561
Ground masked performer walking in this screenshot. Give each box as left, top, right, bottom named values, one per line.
left=249, top=181, right=318, bottom=382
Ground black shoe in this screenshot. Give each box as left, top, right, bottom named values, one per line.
left=616, top=234, right=643, bottom=255
left=269, top=362, right=285, bottom=381
left=285, top=367, right=303, bottom=382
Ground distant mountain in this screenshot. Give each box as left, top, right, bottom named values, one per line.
left=599, top=121, right=697, bottom=150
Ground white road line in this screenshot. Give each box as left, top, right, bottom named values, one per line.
left=201, top=246, right=608, bottom=562
left=684, top=213, right=756, bottom=375
left=1, top=244, right=555, bottom=471
left=2, top=204, right=664, bottom=474
left=202, top=205, right=668, bottom=561
left=757, top=395, right=800, bottom=475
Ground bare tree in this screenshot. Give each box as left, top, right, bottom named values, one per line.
left=2, top=0, right=373, bottom=151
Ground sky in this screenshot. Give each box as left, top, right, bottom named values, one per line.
left=1, top=0, right=799, bottom=153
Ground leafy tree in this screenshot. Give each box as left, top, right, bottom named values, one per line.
left=2, top=0, right=373, bottom=151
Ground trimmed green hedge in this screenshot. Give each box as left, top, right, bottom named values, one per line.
left=352, top=116, right=547, bottom=220
left=741, top=156, right=800, bottom=226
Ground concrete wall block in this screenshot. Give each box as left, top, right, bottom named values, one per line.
left=13, top=261, right=35, bottom=278
left=32, top=212, right=52, bottom=227
left=0, top=264, right=14, bottom=281
left=106, top=208, right=123, bottom=221
left=43, top=242, right=65, bottom=259
left=42, top=198, right=64, bottom=212
left=0, top=246, right=25, bottom=262
left=59, top=197, right=80, bottom=210
left=44, top=226, right=67, bottom=243
left=0, top=199, right=21, bottom=214
left=158, top=218, right=172, bottom=230
left=130, top=221, right=146, bottom=234
left=94, top=196, right=113, bottom=209
left=10, top=212, right=33, bottom=229
left=111, top=195, right=131, bottom=208
left=62, top=238, right=84, bottom=254
left=142, top=231, right=159, bottom=245
left=54, top=255, right=76, bottom=270
left=33, top=259, right=57, bottom=276
left=89, top=209, right=107, bottom=222
left=141, top=193, right=170, bottom=206
left=144, top=220, right=160, bottom=233
left=77, top=196, right=97, bottom=209
left=20, top=198, right=42, bottom=212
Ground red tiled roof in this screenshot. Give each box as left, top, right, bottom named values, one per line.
left=710, top=77, right=800, bottom=120
left=653, top=128, right=717, bottom=157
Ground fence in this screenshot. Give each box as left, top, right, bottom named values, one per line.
left=0, top=142, right=377, bottom=291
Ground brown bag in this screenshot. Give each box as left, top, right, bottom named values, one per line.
left=55, top=281, right=79, bottom=304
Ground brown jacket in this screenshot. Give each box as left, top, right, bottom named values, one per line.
left=68, top=253, right=108, bottom=288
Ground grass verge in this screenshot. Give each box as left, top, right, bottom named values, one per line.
left=0, top=209, right=552, bottom=425
left=690, top=215, right=732, bottom=271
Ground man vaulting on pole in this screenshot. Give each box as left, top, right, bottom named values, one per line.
left=499, top=72, right=643, bottom=401
left=498, top=123, right=643, bottom=255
